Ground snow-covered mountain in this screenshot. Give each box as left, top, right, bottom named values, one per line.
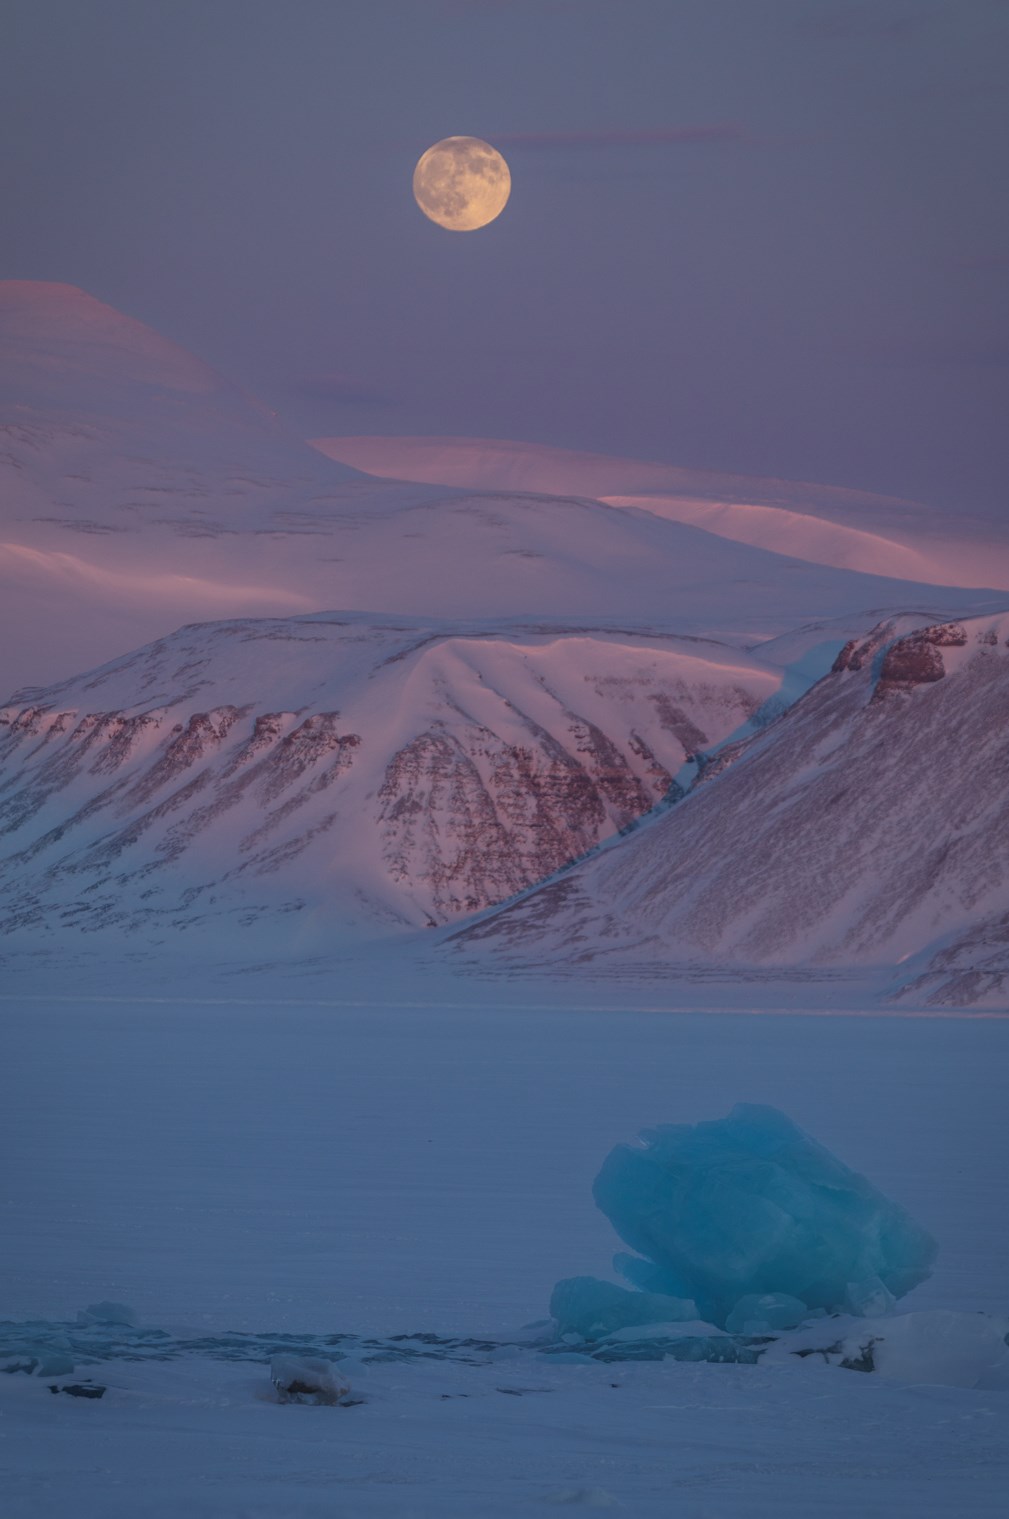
left=453, top=612, right=1009, bottom=1007
left=0, top=280, right=359, bottom=686
left=3, top=283, right=1004, bottom=697
left=0, top=614, right=785, bottom=940
left=313, top=435, right=1009, bottom=592
left=4, top=283, right=1007, bottom=1004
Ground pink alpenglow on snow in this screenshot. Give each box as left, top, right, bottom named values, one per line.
left=311, top=435, right=1009, bottom=591
left=3, top=284, right=1004, bottom=697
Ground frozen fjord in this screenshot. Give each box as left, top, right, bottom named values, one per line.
left=4, top=997, right=1007, bottom=1331
left=3, top=996, right=1009, bottom=1517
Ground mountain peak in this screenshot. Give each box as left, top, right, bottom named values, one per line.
left=0, top=279, right=233, bottom=402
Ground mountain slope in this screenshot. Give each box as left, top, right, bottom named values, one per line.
left=453, top=613, right=1009, bottom=1004
left=0, top=280, right=361, bottom=486
left=3, top=284, right=1004, bottom=698
left=1, top=280, right=272, bottom=416
left=897, top=910, right=1009, bottom=1010
left=0, top=614, right=785, bottom=941
left=312, top=435, right=1009, bottom=592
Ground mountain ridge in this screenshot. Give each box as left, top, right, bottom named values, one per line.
left=4, top=281, right=1005, bottom=696
left=0, top=613, right=785, bottom=939
left=450, top=611, right=1009, bottom=1006
left=312, top=434, right=1009, bottom=592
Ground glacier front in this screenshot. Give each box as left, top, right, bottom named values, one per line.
left=589, top=1104, right=937, bottom=1330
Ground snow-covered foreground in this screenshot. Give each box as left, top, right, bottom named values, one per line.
left=5, top=1344, right=1009, bottom=1519
left=2, top=998, right=1007, bottom=1515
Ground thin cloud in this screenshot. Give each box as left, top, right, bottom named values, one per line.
left=857, top=336, right=1009, bottom=368
left=917, top=338, right=1009, bottom=368
left=798, top=4, right=940, bottom=41
left=494, top=124, right=750, bottom=151
left=946, top=252, right=1009, bottom=271
left=291, top=372, right=397, bottom=407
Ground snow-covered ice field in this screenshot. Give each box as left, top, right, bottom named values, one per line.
left=2, top=997, right=1008, bottom=1516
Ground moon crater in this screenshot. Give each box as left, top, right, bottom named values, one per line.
left=413, top=137, right=511, bottom=232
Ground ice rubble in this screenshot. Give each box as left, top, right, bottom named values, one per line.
left=0, top=1342, right=74, bottom=1377
left=556, top=1104, right=937, bottom=1337
left=761, top=1310, right=1009, bottom=1390
left=550, top=1277, right=699, bottom=1340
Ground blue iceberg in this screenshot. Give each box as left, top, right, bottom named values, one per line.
left=590, top=1104, right=937, bottom=1329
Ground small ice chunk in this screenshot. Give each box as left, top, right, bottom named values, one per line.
left=511, top=1319, right=558, bottom=1347
left=35, top=1350, right=76, bottom=1377
left=545, top=1488, right=620, bottom=1508
left=0, top=1338, right=75, bottom=1378
left=593, top=1104, right=937, bottom=1327
left=550, top=1276, right=698, bottom=1341
left=76, top=1301, right=139, bottom=1328
left=270, top=1353, right=351, bottom=1406
left=844, top=1275, right=896, bottom=1318
left=724, top=1293, right=809, bottom=1335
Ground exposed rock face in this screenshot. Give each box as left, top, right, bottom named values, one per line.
left=0, top=614, right=779, bottom=937
left=376, top=717, right=656, bottom=920
left=834, top=619, right=968, bottom=691
left=877, top=635, right=945, bottom=690
left=454, top=613, right=1009, bottom=1003
left=831, top=619, right=907, bottom=673
left=871, top=622, right=968, bottom=701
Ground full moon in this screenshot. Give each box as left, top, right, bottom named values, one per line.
left=413, top=137, right=511, bottom=232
